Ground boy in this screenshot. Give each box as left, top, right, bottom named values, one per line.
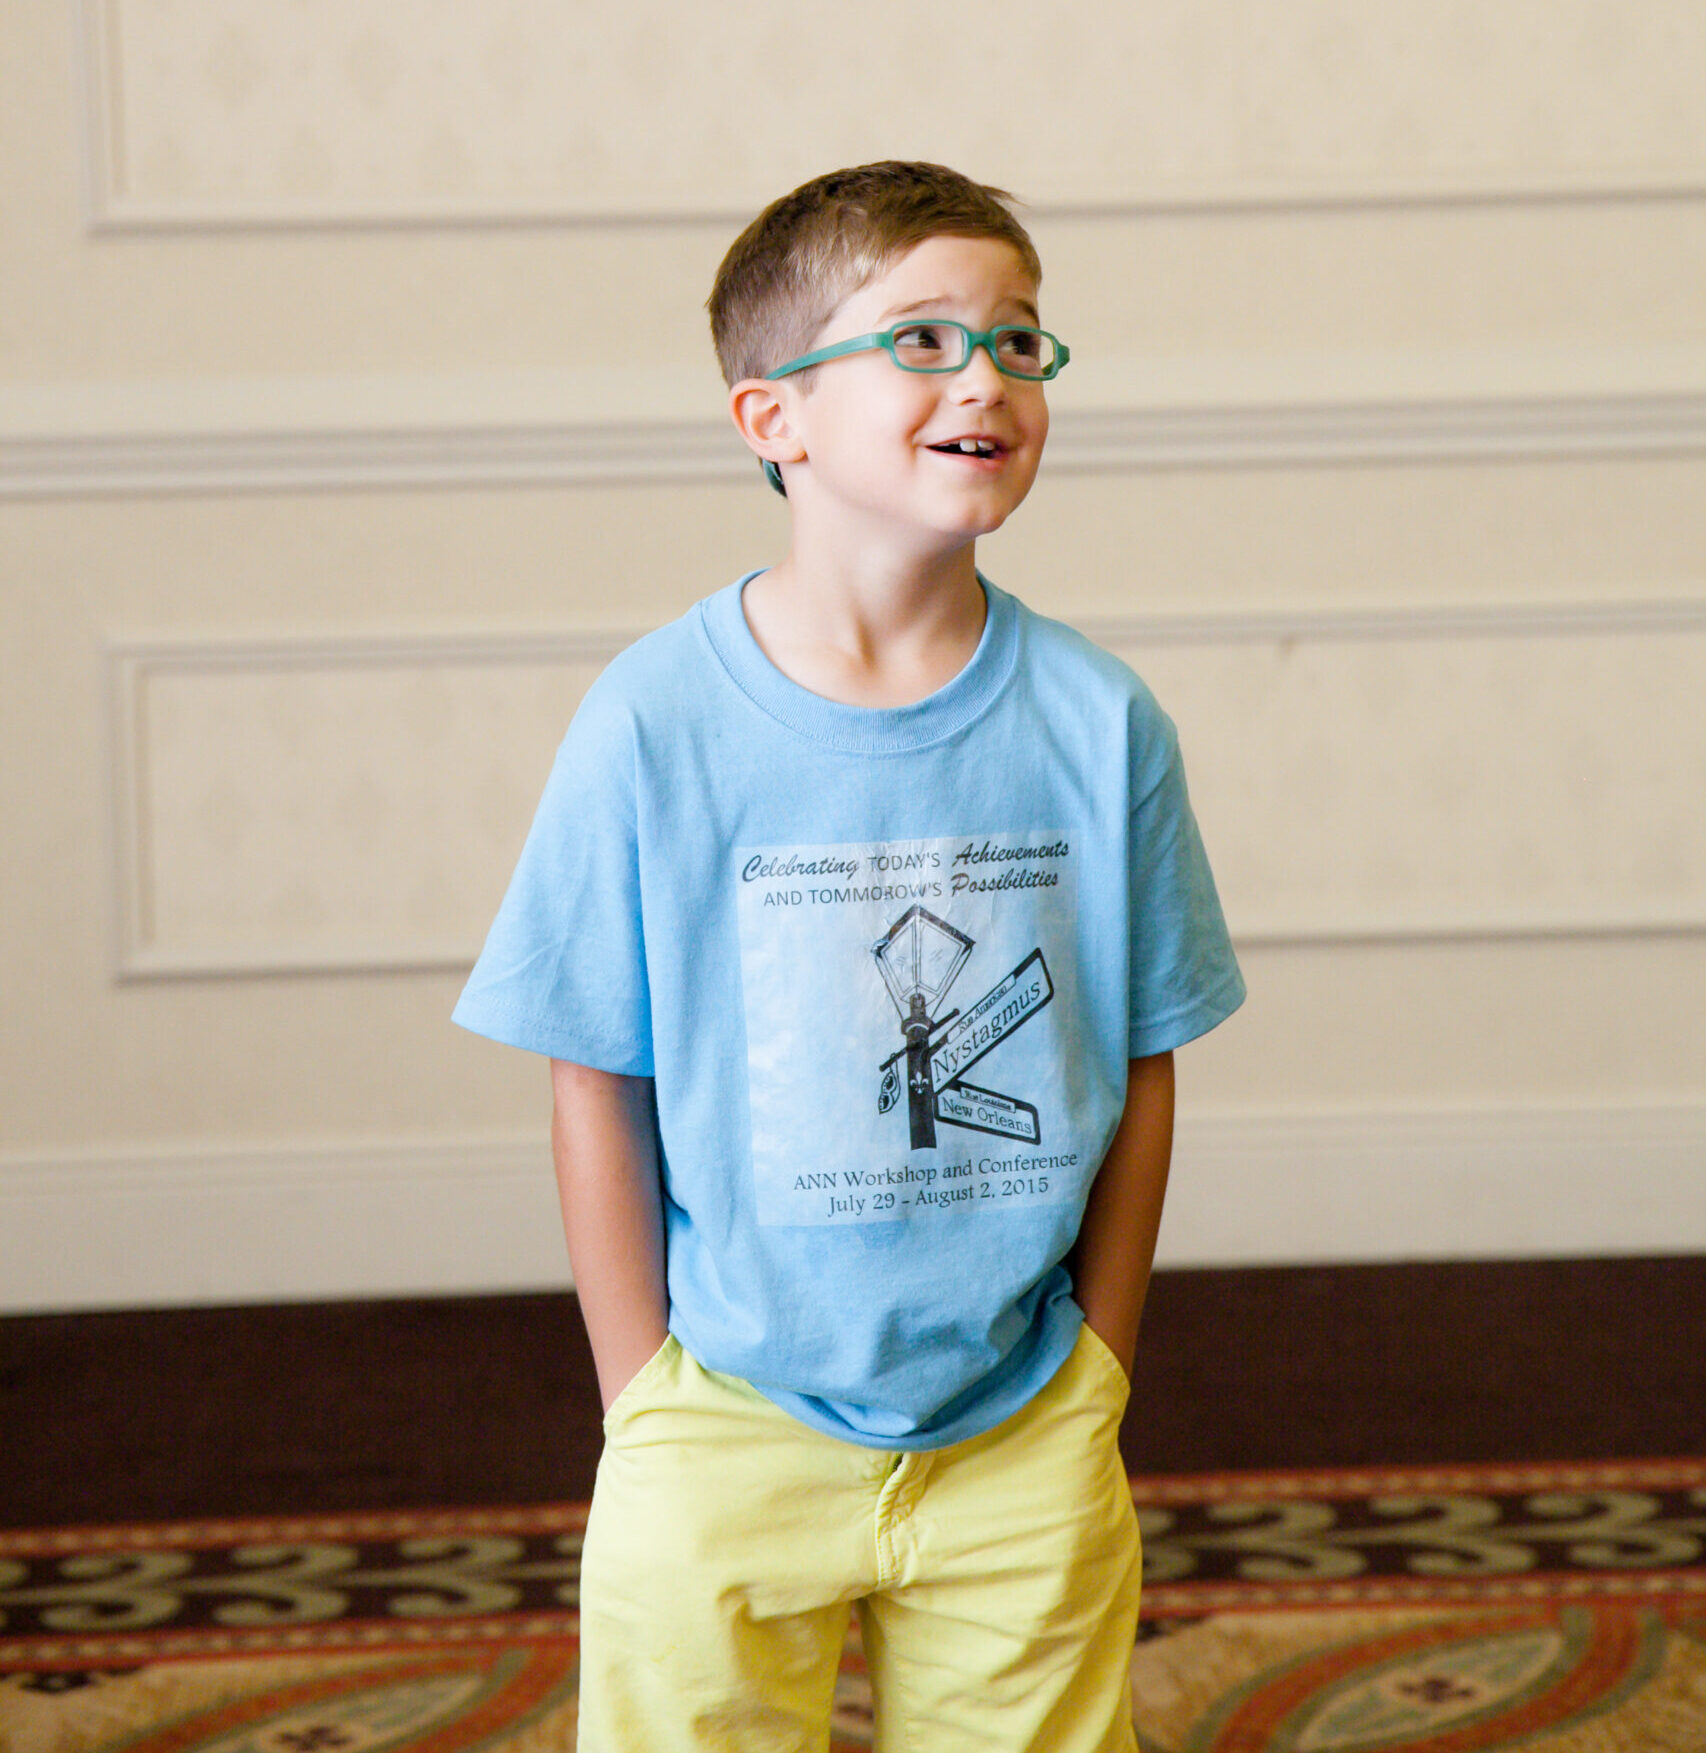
left=455, top=161, right=1244, bottom=1751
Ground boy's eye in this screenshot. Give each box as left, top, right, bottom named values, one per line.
left=995, top=328, right=1045, bottom=368
left=891, top=323, right=954, bottom=362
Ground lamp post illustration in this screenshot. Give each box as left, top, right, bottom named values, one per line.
left=872, top=906, right=973, bottom=1150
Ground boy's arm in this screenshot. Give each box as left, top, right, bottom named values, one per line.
left=1069, top=1051, right=1176, bottom=1380
left=550, top=1058, right=670, bottom=1412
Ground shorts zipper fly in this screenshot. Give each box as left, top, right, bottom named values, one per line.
left=874, top=1451, right=934, bottom=1584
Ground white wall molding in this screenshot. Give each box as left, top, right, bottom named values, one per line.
left=1073, top=594, right=1706, bottom=650
left=1047, top=384, right=1706, bottom=473
left=75, top=0, right=1706, bottom=232
left=82, top=181, right=1706, bottom=239
left=107, top=630, right=635, bottom=981
left=1159, top=1104, right=1706, bottom=1268
left=0, top=1136, right=567, bottom=1312
left=4, top=1103, right=1701, bottom=1311
left=106, top=598, right=1706, bottom=978
left=0, top=413, right=753, bottom=499
left=8, top=349, right=1706, bottom=499
left=1093, top=603, right=1706, bottom=947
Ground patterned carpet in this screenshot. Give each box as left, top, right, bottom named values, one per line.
left=3, top=1459, right=1702, bottom=1752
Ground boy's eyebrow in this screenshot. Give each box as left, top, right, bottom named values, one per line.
left=880, top=293, right=1042, bottom=326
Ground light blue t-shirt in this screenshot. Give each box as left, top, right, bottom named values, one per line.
left=454, top=574, right=1244, bottom=1448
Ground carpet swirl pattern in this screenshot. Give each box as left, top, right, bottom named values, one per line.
left=3, top=1460, right=1702, bottom=1752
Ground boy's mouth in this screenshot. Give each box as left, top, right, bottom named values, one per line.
left=928, top=437, right=1004, bottom=459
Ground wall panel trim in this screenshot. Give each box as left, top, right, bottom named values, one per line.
left=4, top=1102, right=1701, bottom=1311
left=82, top=182, right=1706, bottom=238
left=9, top=351, right=1706, bottom=498
left=106, top=629, right=636, bottom=981
left=105, top=598, right=1706, bottom=977
left=71, top=0, right=1706, bottom=233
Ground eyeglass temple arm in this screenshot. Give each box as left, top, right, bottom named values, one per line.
left=767, top=332, right=889, bottom=380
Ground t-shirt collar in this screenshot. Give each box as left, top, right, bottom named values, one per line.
left=698, top=570, right=1019, bottom=755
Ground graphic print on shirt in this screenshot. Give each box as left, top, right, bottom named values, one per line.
left=872, top=905, right=1052, bottom=1151
left=736, top=832, right=1086, bottom=1227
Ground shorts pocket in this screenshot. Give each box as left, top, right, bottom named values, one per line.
left=1075, top=1322, right=1133, bottom=1412
left=601, top=1333, right=680, bottom=1431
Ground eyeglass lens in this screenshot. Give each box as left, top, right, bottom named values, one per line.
left=891, top=322, right=1058, bottom=377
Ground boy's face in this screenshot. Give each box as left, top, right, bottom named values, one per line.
left=779, top=234, right=1049, bottom=554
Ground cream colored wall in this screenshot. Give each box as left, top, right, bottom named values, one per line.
left=3, top=1, right=1704, bottom=1309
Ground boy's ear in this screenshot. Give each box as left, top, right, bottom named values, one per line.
left=728, top=378, right=807, bottom=473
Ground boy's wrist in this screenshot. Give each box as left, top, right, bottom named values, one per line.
left=593, top=1314, right=672, bottom=1413
left=1079, top=1296, right=1142, bottom=1382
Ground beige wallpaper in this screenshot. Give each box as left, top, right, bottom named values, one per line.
left=3, top=0, right=1704, bottom=1305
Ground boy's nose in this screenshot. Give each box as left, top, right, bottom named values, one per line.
left=951, top=345, right=1007, bottom=400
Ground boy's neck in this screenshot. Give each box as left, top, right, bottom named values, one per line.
left=740, top=544, right=988, bottom=710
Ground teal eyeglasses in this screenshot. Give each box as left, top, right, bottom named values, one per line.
left=768, top=320, right=1069, bottom=383
left=757, top=319, right=1069, bottom=493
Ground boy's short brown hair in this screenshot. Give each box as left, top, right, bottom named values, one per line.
left=707, top=161, right=1042, bottom=388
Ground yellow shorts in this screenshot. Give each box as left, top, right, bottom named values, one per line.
left=577, top=1322, right=1141, bottom=1753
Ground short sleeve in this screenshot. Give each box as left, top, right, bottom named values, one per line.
left=1127, top=713, right=1246, bottom=1058
left=452, top=682, right=653, bottom=1074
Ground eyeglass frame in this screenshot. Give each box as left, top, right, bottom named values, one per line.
left=754, top=321, right=1068, bottom=495
left=766, top=320, right=1070, bottom=383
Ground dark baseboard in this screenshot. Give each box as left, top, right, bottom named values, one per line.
left=1121, top=1256, right=1706, bottom=1475
left=4, top=1256, right=1702, bottom=1529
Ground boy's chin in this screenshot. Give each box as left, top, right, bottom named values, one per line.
left=941, top=499, right=1025, bottom=539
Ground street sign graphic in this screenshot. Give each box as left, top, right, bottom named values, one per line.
left=927, top=948, right=1053, bottom=1092
left=872, top=906, right=1052, bottom=1149
left=934, top=1080, right=1041, bottom=1143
